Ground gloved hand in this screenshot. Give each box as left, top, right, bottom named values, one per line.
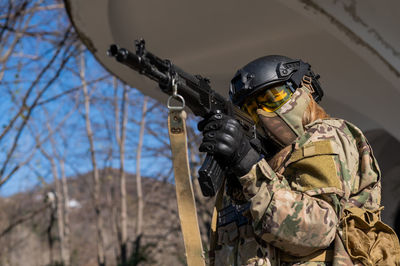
left=198, top=111, right=261, bottom=176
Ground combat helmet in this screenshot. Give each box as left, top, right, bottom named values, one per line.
left=229, top=55, right=325, bottom=150
left=229, top=55, right=323, bottom=107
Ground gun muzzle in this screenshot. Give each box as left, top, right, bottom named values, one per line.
left=107, top=44, right=119, bottom=57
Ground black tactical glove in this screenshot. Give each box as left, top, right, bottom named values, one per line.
left=198, top=112, right=261, bottom=176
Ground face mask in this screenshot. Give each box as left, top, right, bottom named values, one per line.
left=256, top=86, right=311, bottom=148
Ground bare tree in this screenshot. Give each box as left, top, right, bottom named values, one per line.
left=114, top=78, right=129, bottom=263
left=59, top=158, right=71, bottom=265
left=135, top=96, right=148, bottom=239
left=45, top=117, right=74, bottom=266
left=0, top=0, right=77, bottom=187
left=43, top=190, right=57, bottom=265
left=28, top=100, right=78, bottom=265
left=39, top=144, right=67, bottom=263
left=0, top=2, right=213, bottom=265
left=80, top=46, right=106, bottom=266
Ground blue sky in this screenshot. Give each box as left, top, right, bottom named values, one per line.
left=0, top=1, right=188, bottom=197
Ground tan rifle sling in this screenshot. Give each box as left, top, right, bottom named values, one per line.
left=168, top=109, right=206, bottom=266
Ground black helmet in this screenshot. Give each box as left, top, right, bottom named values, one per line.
left=229, top=55, right=323, bottom=106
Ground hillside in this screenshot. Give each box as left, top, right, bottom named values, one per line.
left=0, top=169, right=213, bottom=266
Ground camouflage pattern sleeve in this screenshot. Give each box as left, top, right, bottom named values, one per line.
left=237, top=118, right=368, bottom=257
left=238, top=159, right=339, bottom=257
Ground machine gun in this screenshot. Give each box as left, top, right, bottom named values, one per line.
left=108, top=39, right=275, bottom=197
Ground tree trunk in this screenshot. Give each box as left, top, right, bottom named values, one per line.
left=46, top=192, right=57, bottom=265
left=60, top=159, right=71, bottom=266
left=81, top=47, right=106, bottom=266
left=114, top=79, right=129, bottom=263
left=38, top=144, right=67, bottom=265
left=136, top=97, right=148, bottom=238
left=52, top=160, right=66, bottom=264
left=106, top=179, right=119, bottom=264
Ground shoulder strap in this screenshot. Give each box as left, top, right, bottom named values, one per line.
left=168, top=110, right=205, bottom=266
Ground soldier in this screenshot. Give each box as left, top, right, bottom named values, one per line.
left=199, top=56, right=400, bottom=265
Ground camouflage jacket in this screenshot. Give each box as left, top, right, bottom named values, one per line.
left=213, top=118, right=381, bottom=266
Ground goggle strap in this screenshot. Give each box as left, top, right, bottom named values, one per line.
left=302, top=75, right=315, bottom=94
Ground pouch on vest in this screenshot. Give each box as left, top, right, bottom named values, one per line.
left=341, top=207, right=400, bottom=266
left=217, top=202, right=251, bottom=245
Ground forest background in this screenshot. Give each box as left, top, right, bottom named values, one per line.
left=0, top=0, right=212, bottom=265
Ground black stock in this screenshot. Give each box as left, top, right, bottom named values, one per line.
left=108, top=39, right=273, bottom=197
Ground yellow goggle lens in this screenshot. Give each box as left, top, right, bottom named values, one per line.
left=241, top=84, right=293, bottom=121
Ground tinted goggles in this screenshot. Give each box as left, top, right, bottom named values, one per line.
left=241, top=83, right=294, bottom=121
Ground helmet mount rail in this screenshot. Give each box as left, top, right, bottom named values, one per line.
left=278, top=60, right=324, bottom=103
